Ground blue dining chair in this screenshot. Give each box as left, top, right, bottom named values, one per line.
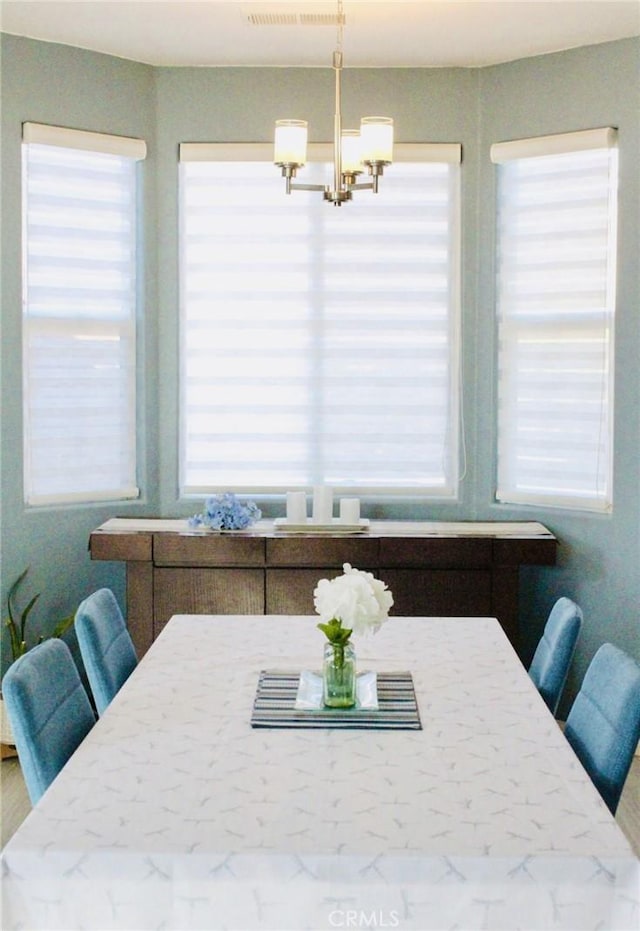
left=564, top=642, right=640, bottom=814
left=528, top=597, right=583, bottom=716
left=74, top=588, right=138, bottom=716
left=3, top=639, right=96, bottom=804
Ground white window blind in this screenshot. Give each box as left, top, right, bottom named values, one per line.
left=22, top=123, right=145, bottom=506
left=179, top=144, right=461, bottom=496
left=493, top=128, right=618, bottom=512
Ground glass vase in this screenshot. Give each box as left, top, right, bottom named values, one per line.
left=322, top=641, right=356, bottom=708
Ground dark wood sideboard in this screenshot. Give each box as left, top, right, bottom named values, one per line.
left=89, top=519, right=557, bottom=659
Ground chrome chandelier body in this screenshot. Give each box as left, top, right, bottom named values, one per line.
left=273, top=1, right=394, bottom=205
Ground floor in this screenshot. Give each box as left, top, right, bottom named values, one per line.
left=2, top=750, right=639, bottom=857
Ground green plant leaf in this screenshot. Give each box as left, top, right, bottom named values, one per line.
left=317, top=618, right=352, bottom=645
left=5, top=617, right=21, bottom=662
left=19, top=593, right=41, bottom=644
left=51, top=613, right=75, bottom=639
left=7, top=567, right=30, bottom=628
left=4, top=567, right=74, bottom=665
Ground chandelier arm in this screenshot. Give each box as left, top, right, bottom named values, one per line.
left=288, top=183, right=328, bottom=193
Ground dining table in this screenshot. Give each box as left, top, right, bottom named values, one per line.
left=2, top=613, right=639, bottom=931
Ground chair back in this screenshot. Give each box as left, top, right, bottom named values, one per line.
left=2, top=639, right=95, bottom=804
left=528, top=597, right=583, bottom=715
left=565, top=642, right=640, bottom=814
left=75, top=588, right=138, bottom=716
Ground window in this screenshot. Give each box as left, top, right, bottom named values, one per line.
left=492, top=128, right=618, bottom=512
left=179, top=143, right=461, bottom=497
left=22, top=123, right=146, bottom=505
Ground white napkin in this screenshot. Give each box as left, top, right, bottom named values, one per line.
left=295, top=670, right=378, bottom=711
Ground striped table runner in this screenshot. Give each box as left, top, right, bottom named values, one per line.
left=251, top=670, right=421, bottom=729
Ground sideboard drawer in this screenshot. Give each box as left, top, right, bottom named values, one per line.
left=379, top=538, right=492, bottom=568
left=91, top=532, right=152, bottom=562
left=266, top=536, right=379, bottom=567
left=154, top=535, right=265, bottom=567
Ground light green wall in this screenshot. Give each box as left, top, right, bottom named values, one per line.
left=475, top=39, right=640, bottom=713
left=0, top=36, right=157, bottom=666
left=1, top=34, right=638, bottom=708
left=153, top=64, right=480, bottom=520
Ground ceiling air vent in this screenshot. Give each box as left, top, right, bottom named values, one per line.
left=242, top=6, right=344, bottom=27
left=245, top=12, right=297, bottom=26
left=299, top=13, right=344, bottom=26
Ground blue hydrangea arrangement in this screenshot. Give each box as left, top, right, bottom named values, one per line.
left=188, top=493, right=262, bottom=531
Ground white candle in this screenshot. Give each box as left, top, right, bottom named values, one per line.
left=312, top=486, right=333, bottom=523
left=340, top=497, right=360, bottom=524
left=286, top=491, right=307, bottom=524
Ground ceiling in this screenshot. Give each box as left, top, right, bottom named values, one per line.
left=1, top=0, right=638, bottom=68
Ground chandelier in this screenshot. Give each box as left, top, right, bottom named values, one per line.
left=273, top=0, right=394, bottom=205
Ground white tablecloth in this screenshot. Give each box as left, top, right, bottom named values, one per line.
left=2, top=615, right=638, bottom=930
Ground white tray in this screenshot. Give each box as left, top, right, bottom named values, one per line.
left=273, top=517, right=370, bottom=534
left=295, top=670, right=378, bottom=711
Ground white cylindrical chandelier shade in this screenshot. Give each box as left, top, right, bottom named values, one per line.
left=274, top=120, right=308, bottom=166
left=341, top=130, right=362, bottom=174
left=361, top=117, right=394, bottom=164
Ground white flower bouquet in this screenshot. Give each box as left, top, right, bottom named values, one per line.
left=314, top=562, right=393, bottom=644
left=314, top=564, right=393, bottom=707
